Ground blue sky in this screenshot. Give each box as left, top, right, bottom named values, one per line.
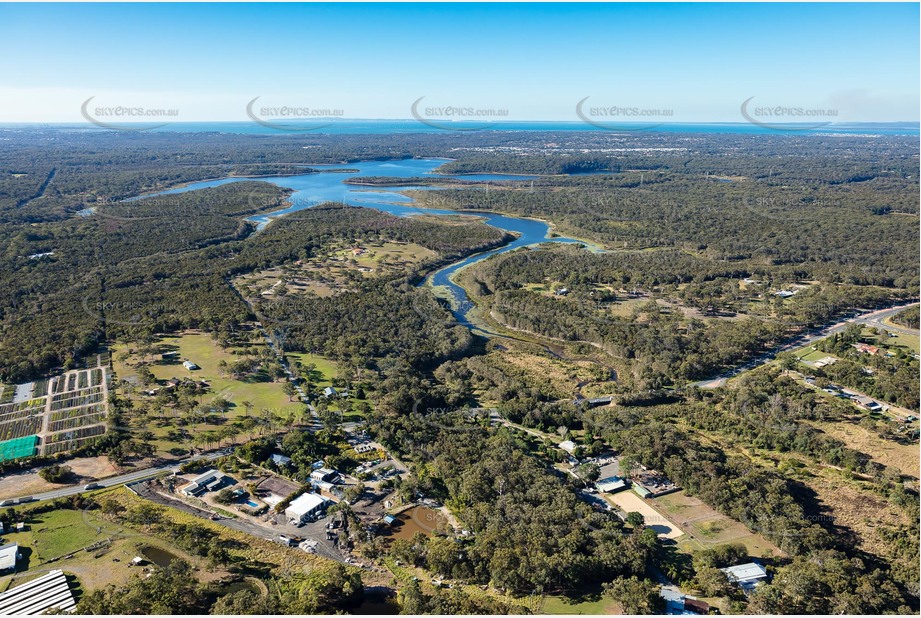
left=0, top=2, right=918, bottom=122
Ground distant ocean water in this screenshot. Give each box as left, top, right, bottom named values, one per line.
left=2, top=120, right=918, bottom=136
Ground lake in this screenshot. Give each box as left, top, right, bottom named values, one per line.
left=128, top=158, right=592, bottom=327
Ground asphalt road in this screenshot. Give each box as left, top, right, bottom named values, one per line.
left=0, top=450, right=228, bottom=506
left=691, top=302, right=919, bottom=389
left=132, top=479, right=347, bottom=564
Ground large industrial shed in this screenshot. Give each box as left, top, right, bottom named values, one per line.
left=0, top=568, right=76, bottom=614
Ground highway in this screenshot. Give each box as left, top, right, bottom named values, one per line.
left=691, top=302, right=919, bottom=389
left=0, top=450, right=228, bottom=507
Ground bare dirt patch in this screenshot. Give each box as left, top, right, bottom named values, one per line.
left=0, top=456, right=119, bottom=499
left=606, top=491, right=684, bottom=539
left=68, top=456, right=119, bottom=480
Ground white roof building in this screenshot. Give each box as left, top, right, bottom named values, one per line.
left=0, top=568, right=76, bottom=614
left=271, top=453, right=292, bottom=466
left=596, top=476, right=628, bottom=493
left=558, top=440, right=577, bottom=454
left=0, top=543, right=19, bottom=572
left=722, top=562, right=768, bottom=590
left=181, top=469, right=227, bottom=496
left=285, top=493, right=328, bottom=523
left=310, top=467, right=338, bottom=483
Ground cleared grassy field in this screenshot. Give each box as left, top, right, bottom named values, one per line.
left=286, top=352, right=338, bottom=390
left=113, top=331, right=304, bottom=456
left=0, top=506, right=209, bottom=594
left=812, top=420, right=919, bottom=478
left=655, top=491, right=782, bottom=558
left=865, top=328, right=920, bottom=354
left=235, top=240, right=436, bottom=298
left=286, top=352, right=370, bottom=421
left=799, top=349, right=838, bottom=363
left=539, top=591, right=621, bottom=615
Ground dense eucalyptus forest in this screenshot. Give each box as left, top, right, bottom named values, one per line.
left=0, top=127, right=918, bottom=613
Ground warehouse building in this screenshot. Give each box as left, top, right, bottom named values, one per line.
left=285, top=493, right=328, bottom=524
left=0, top=568, right=76, bottom=614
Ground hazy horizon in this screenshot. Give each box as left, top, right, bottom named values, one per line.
left=1, top=2, right=917, bottom=124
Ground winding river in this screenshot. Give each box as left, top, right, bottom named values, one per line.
left=128, top=158, right=592, bottom=327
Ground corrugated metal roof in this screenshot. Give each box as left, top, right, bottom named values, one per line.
left=0, top=569, right=75, bottom=614
left=285, top=492, right=327, bottom=516
left=722, top=562, right=768, bottom=582
left=188, top=469, right=221, bottom=485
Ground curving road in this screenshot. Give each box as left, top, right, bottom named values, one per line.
left=691, top=302, right=919, bottom=389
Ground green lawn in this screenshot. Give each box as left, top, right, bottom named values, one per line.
left=800, top=350, right=837, bottom=363
left=864, top=329, right=920, bottom=355
left=113, top=332, right=307, bottom=456
left=0, top=496, right=225, bottom=595
left=540, top=590, right=620, bottom=615
left=8, top=508, right=106, bottom=563
left=286, top=352, right=338, bottom=390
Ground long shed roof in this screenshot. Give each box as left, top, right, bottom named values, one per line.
left=0, top=568, right=76, bottom=614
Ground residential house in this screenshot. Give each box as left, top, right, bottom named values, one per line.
left=310, top=467, right=339, bottom=483
left=684, top=598, right=711, bottom=614
left=181, top=469, right=231, bottom=496
left=722, top=562, right=769, bottom=591
left=558, top=440, right=577, bottom=454
left=595, top=476, right=629, bottom=493
left=271, top=453, right=292, bottom=467
left=256, top=476, right=300, bottom=507
left=854, top=343, right=880, bottom=355
left=854, top=396, right=883, bottom=412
